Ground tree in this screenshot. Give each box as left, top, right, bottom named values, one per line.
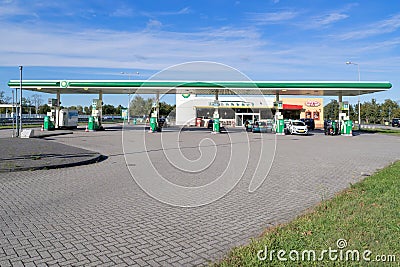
left=348, top=104, right=357, bottom=122
left=159, top=102, right=175, bottom=117
left=323, top=100, right=339, bottom=120
left=380, top=99, right=399, bottom=123
left=362, top=99, right=380, bottom=124
left=84, top=106, right=91, bottom=115
left=0, top=91, right=6, bottom=104
left=129, top=95, right=154, bottom=117
left=31, top=94, right=43, bottom=114
left=76, top=105, right=84, bottom=114
left=21, top=97, right=33, bottom=114
left=102, top=104, right=117, bottom=115
left=38, top=104, right=51, bottom=114
left=116, top=105, right=125, bottom=116
left=0, top=91, right=12, bottom=114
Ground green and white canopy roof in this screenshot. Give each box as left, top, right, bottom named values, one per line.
left=8, top=80, right=392, bottom=96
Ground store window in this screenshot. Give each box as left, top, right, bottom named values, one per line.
left=313, top=111, right=320, bottom=120
left=305, top=111, right=312, bottom=118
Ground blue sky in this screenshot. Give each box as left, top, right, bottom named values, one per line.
left=0, top=0, right=399, bottom=107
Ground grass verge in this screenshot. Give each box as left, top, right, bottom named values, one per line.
left=0, top=124, right=42, bottom=129
left=214, top=161, right=400, bottom=266
left=360, top=128, right=400, bottom=136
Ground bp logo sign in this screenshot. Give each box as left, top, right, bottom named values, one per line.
left=182, top=93, right=190, bottom=98
left=60, top=81, right=69, bottom=88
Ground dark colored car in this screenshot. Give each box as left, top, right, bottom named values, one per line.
left=207, top=119, right=214, bottom=129
left=252, top=121, right=273, bottom=133
left=392, top=118, right=399, bottom=127
left=158, top=117, right=166, bottom=127
left=244, top=120, right=253, bottom=132
left=300, top=118, right=315, bottom=130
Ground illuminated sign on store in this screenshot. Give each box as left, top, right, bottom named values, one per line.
left=305, top=100, right=321, bottom=107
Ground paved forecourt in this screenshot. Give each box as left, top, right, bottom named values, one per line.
left=0, top=125, right=399, bottom=266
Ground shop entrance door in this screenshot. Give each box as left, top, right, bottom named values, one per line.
left=235, top=113, right=260, bottom=127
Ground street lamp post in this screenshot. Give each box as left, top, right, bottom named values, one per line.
left=346, top=61, right=361, bottom=130
left=19, top=66, right=23, bottom=137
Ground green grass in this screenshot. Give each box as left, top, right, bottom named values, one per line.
left=361, top=128, right=400, bottom=136
left=214, top=161, right=400, bottom=266
left=0, top=124, right=42, bottom=129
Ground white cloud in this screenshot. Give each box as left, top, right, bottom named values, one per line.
left=143, top=7, right=191, bottom=17
left=0, top=2, right=39, bottom=19
left=315, top=13, right=348, bottom=26
left=0, top=23, right=267, bottom=71
left=339, top=13, right=400, bottom=40
left=110, top=7, right=134, bottom=18
left=146, top=19, right=163, bottom=29
left=248, top=11, right=297, bottom=24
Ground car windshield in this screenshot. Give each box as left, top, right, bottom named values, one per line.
left=292, top=121, right=305, bottom=126
left=258, top=122, right=266, bottom=126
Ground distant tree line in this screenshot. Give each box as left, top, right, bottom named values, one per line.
left=128, top=95, right=175, bottom=117
left=324, top=98, right=400, bottom=124
left=0, top=91, right=176, bottom=118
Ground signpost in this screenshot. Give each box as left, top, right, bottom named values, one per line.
left=121, top=108, right=128, bottom=120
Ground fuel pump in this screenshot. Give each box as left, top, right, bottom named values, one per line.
left=274, top=112, right=285, bottom=135
left=88, top=99, right=102, bottom=131
left=149, top=103, right=158, bottom=132
left=44, top=98, right=57, bottom=130
left=340, top=101, right=352, bottom=136
left=342, top=115, right=353, bottom=136
left=212, top=110, right=220, bottom=133
left=274, top=101, right=284, bottom=135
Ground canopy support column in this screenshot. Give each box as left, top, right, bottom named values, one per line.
left=156, top=92, right=160, bottom=119
left=99, top=91, right=103, bottom=128
left=55, top=90, right=61, bottom=128
left=212, top=90, right=220, bottom=133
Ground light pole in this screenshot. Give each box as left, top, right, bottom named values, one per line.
left=120, top=72, right=140, bottom=124
left=12, top=90, right=15, bottom=138
left=346, top=61, right=361, bottom=130
left=19, top=66, right=23, bottom=136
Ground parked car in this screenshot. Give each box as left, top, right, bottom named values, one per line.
left=252, top=121, right=272, bottom=133
left=207, top=119, right=214, bottom=129
left=244, top=120, right=253, bottom=132
left=300, top=118, right=315, bottom=130
left=158, top=117, right=167, bottom=128
left=286, top=120, right=308, bottom=135
left=392, top=118, right=399, bottom=127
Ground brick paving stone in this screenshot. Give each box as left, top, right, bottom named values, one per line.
left=0, top=127, right=399, bottom=266
left=0, top=260, right=12, bottom=267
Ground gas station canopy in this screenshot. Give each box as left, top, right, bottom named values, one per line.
left=8, top=80, right=392, bottom=96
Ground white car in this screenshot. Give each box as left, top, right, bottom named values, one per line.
left=287, top=120, right=308, bottom=135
